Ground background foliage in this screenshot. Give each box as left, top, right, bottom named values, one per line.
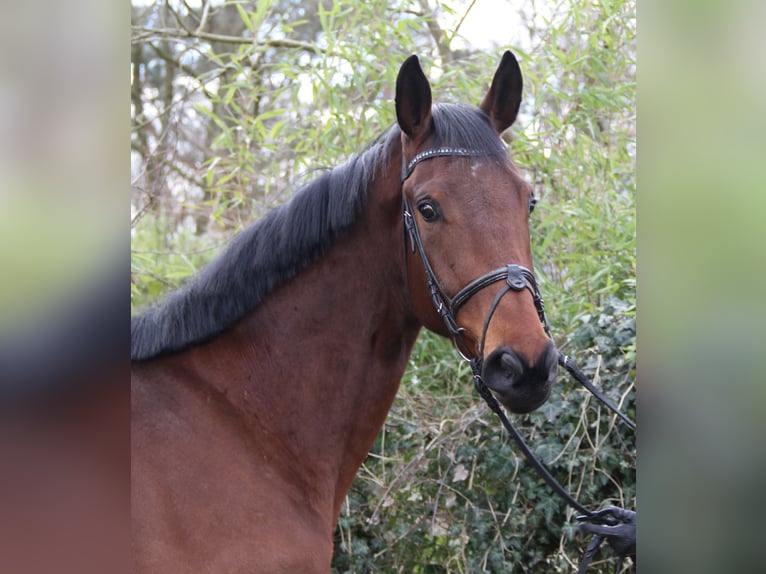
left=131, top=0, right=635, bottom=571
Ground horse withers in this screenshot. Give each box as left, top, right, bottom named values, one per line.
left=131, top=51, right=556, bottom=572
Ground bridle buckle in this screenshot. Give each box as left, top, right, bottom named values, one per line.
left=506, top=264, right=527, bottom=291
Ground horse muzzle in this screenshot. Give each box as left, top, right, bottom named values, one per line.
left=481, top=340, right=557, bottom=413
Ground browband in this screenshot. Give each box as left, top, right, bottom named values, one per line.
left=401, top=147, right=487, bottom=182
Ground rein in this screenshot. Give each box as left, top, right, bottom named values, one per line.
left=402, top=147, right=636, bottom=571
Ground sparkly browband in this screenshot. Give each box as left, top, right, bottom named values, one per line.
left=401, top=148, right=487, bottom=182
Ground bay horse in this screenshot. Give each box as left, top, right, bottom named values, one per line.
left=131, top=51, right=558, bottom=572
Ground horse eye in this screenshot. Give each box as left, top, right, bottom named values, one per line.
left=417, top=201, right=440, bottom=222
left=528, top=196, right=538, bottom=214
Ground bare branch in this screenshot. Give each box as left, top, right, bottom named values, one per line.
left=131, top=138, right=207, bottom=194
left=194, top=0, right=211, bottom=34
left=165, top=0, right=194, bottom=36
left=131, top=25, right=325, bottom=55
left=417, top=0, right=453, bottom=64
left=145, top=42, right=216, bottom=99
left=450, top=0, right=478, bottom=45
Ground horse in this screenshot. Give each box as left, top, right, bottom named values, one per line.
left=131, top=51, right=558, bottom=572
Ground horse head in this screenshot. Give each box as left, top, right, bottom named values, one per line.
left=397, top=52, right=556, bottom=414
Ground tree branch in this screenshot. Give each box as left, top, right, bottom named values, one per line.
left=194, top=0, right=211, bottom=34
left=417, top=0, right=454, bottom=65
left=131, top=26, right=325, bottom=55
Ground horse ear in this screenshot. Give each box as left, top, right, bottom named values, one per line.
left=395, top=55, right=433, bottom=142
left=480, top=50, right=523, bottom=134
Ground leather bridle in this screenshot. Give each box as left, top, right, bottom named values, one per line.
left=400, top=145, right=635, bottom=429
left=401, top=147, right=549, bottom=368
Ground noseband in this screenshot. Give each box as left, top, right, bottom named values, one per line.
left=401, top=147, right=550, bottom=366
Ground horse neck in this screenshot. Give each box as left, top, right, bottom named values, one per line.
left=177, top=146, right=420, bottom=522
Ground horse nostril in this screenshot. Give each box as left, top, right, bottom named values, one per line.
left=481, top=342, right=556, bottom=414
left=482, top=347, right=524, bottom=392
left=499, top=349, right=521, bottom=375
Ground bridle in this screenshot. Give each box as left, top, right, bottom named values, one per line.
left=401, top=146, right=636, bottom=572
left=401, top=147, right=549, bottom=368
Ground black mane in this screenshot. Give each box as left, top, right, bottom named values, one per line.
left=131, top=104, right=508, bottom=361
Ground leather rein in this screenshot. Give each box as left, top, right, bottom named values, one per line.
left=401, top=147, right=636, bottom=571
